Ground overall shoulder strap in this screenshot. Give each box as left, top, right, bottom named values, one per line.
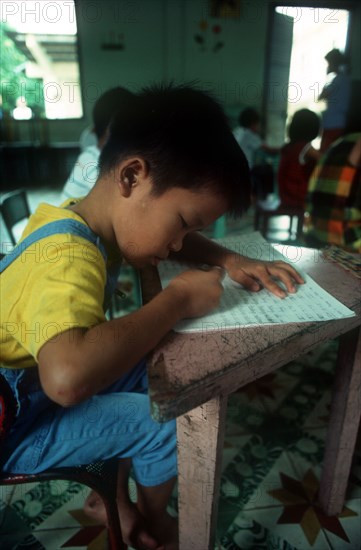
left=0, top=219, right=107, bottom=273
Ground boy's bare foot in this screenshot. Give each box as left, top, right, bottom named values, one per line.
left=84, top=491, right=107, bottom=524
left=84, top=491, right=164, bottom=549
left=117, top=500, right=164, bottom=549
left=151, top=513, right=179, bottom=550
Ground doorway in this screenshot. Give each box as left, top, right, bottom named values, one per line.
left=264, top=4, right=350, bottom=147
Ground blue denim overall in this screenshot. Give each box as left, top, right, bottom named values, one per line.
left=0, top=219, right=176, bottom=485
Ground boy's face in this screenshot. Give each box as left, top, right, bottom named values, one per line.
left=114, top=178, right=228, bottom=267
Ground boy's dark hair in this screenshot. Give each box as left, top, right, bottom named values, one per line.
left=238, top=107, right=260, bottom=129
left=99, top=84, right=251, bottom=216
left=288, top=109, right=320, bottom=142
left=92, top=87, right=135, bottom=139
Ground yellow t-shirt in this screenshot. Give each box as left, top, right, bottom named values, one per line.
left=0, top=203, right=107, bottom=369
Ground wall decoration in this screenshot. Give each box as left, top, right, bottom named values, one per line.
left=194, top=20, right=224, bottom=53
left=101, top=32, right=125, bottom=51
left=210, top=0, right=241, bottom=19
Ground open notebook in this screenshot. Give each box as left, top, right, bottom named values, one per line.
left=158, top=232, right=355, bottom=333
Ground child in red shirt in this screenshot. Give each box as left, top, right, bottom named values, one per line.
left=278, top=109, right=321, bottom=208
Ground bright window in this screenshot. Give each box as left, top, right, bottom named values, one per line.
left=0, top=0, right=83, bottom=120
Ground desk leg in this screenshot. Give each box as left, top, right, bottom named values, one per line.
left=319, top=327, right=361, bottom=516
left=177, top=395, right=228, bottom=549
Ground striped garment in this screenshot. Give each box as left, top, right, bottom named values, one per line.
left=306, top=133, right=361, bottom=252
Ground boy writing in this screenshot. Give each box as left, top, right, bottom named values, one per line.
left=0, top=85, right=304, bottom=550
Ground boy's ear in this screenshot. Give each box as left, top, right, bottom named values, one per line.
left=117, top=158, right=148, bottom=197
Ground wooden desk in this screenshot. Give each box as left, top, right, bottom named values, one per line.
left=141, top=246, right=361, bottom=550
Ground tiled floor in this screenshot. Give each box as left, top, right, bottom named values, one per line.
left=1, top=187, right=360, bottom=549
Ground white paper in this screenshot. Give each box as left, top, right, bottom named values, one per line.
left=158, top=233, right=355, bottom=333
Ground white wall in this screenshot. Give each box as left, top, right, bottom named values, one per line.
left=77, top=0, right=269, bottom=127
left=3, top=0, right=360, bottom=144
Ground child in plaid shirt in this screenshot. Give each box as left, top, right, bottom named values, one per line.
left=306, top=133, right=361, bottom=252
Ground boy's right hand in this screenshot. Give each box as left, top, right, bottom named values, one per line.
left=168, top=266, right=225, bottom=319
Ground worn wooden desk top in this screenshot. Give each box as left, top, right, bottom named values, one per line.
left=141, top=246, right=361, bottom=422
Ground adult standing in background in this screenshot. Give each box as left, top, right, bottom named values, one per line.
left=318, top=48, right=351, bottom=152
left=61, top=87, right=135, bottom=202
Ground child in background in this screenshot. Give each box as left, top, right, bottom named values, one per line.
left=233, top=107, right=279, bottom=169
left=1, top=85, right=304, bottom=550
left=233, top=107, right=263, bottom=168
left=305, top=132, right=361, bottom=252
left=278, top=109, right=321, bottom=209
left=61, top=86, right=135, bottom=202
left=233, top=107, right=280, bottom=204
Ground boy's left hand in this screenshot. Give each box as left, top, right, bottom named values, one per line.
left=224, top=254, right=305, bottom=298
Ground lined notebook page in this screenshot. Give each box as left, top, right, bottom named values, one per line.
left=158, top=233, right=355, bottom=333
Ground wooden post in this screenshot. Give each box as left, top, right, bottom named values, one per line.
left=177, top=395, right=228, bottom=549
left=318, top=327, right=361, bottom=515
